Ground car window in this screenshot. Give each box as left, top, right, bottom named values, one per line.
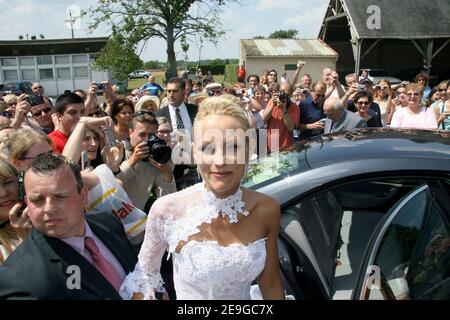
left=367, top=188, right=428, bottom=300
left=406, top=204, right=450, bottom=299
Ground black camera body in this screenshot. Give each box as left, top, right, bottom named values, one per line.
left=144, top=134, right=172, bottom=164
left=18, top=171, right=25, bottom=203
left=2, top=111, right=13, bottom=118
left=279, top=91, right=288, bottom=103
left=25, top=94, right=45, bottom=107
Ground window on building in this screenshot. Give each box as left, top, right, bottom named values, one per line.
left=284, top=64, right=298, bottom=71
left=73, top=54, right=88, bottom=64
left=3, top=69, right=19, bottom=81
left=37, top=56, right=53, bottom=65
left=19, top=57, right=35, bottom=66
left=1, top=58, right=17, bottom=67
left=57, top=67, right=71, bottom=79
left=55, top=55, right=70, bottom=65
left=74, top=66, right=88, bottom=78
left=39, top=68, right=54, bottom=80
left=21, top=69, right=36, bottom=81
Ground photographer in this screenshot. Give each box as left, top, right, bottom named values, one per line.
left=115, top=113, right=176, bottom=212
left=263, top=83, right=299, bottom=153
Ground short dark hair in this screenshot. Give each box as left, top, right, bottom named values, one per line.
left=55, top=92, right=84, bottom=115
left=353, top=91, right=374, bottom=104
left=167, top=77, right=186, bottom=90
left=27, top=153, right=83, bottom=193
left=131, top=113, right=158, bottom=129
left=247, top=74, right=260, bottom=83
left=111, top=98, right=134, bottom=124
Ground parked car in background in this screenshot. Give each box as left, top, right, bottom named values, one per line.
left=360, top=69, right=402, bottom=85
left=129, top=70, right=151, bottom=79
left=180, top=128, right=450, bottom=300
left=0, top=82, right=33, bottom=96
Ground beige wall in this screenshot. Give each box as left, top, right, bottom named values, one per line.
left=244, top=57, right=337, bottom=85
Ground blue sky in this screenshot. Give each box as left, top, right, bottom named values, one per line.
left=0, top=0, right=329, bottom=61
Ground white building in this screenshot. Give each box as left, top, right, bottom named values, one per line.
left=239, top=39, right=338, bottom=83
left=0, top=37, right=111, bottom=97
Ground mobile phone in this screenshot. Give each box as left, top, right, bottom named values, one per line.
left=103, top=127, right=116, bottom=149
left=320, top=118, right=327, bottom=124
left=18, top=171, right=25, bottom=203
left=81, top=151, right=90, bottom=171
left=25, top=94, right=45, bottom=107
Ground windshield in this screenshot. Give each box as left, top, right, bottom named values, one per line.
left=243, top=150, right=311, bottom=189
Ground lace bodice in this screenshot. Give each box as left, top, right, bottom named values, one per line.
left=119, top=183, right=267, bottom=300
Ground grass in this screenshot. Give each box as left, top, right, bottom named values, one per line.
left=127, top=71, right=227, bottom=91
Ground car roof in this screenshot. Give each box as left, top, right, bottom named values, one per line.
left=244, top=128, right=450, bottom=189
left=304, top=128, right=450, bottom=167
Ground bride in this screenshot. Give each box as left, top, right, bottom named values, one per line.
left=120, top=95, right=284, bottom=300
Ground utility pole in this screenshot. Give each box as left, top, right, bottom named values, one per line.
left=65, top=10, right=76, bottom=39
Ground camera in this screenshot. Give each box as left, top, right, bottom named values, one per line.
left=25, top=94, right=45, bottom=107
left=358, top=84, right=366, bottom=92
left=278, top=91, right=288, bottom=103
left=144, top=134, right=172, bottom=164
left=207, top=90, right=215, bottom=97
left=2, top=111, right=12, bottom=118
left=103, top=127, right=116, bottom=149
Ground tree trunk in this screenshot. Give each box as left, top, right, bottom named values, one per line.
left=166, top=26, right=177, bottom=80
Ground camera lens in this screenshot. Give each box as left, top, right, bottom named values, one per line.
left=147, top=134, right=172, bottom=164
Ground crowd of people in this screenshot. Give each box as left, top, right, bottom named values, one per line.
left=0, top=60, right=448, bottom=299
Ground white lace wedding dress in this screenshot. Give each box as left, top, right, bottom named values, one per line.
left=119, top=182, right=267, bottom=300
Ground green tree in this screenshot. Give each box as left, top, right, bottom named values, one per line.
left=30, top=35, right=37, bottom=40
left=39, top=34, right=45, bottom=40
left=144, top=60, right=164, bottom=69
left=180, top=35, right=189, bottom=72
left=18, top=35, right=24, bottom=40
left=92, top=29, right=144, bottom=80
left=84, top=0, right=234, bottom=80
left=253, top=35, right=266, bottom=39
left=268, top=29, right=298, bottom=39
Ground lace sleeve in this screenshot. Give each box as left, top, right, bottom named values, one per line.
left=119, top=198, right=168, bottom=300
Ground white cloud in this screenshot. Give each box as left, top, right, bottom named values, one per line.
left=283, top=2, right=328, bottom=37
left=257, top=0, right=299, bottom=11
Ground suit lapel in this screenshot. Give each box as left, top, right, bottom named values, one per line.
left=86, top=217, right=135, bottom=273
left=35, top=231, right=121, bottom=300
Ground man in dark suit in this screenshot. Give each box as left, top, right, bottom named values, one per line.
left=0, top=154, right=137, bottom=299
left=156, top=77, right=198, bottom=185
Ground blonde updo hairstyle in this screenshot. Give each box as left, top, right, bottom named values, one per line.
left=3, top=128, right=53, bottom=164
left=194, top=95, right=250, bottom=134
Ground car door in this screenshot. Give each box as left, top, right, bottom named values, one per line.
left=352, top=183, right=450, bottom=300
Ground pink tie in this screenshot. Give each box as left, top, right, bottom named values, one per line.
left=84, top=237, right=123, bottom=292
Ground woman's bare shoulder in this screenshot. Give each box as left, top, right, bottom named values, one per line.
left=243, top=188, right=280, bottom=219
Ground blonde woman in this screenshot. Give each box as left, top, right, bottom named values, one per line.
left=135, top=96, right=160, bottom=113
left=120, top=96, right=284, bottom=300
left=0, top=159, right=31, bottom=264
left=390, top=83, right=437, bottom=129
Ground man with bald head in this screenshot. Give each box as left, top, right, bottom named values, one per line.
left=323, top=96, right=366, bottom=134
left=140, top=74, right=164, bottom=98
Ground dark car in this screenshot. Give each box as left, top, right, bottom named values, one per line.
left=0, top=82, right=33, bottom=96
left=242, top=128, right=450, bottom=300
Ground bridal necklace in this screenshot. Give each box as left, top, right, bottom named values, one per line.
left=199, top=183, right=249, bottom=224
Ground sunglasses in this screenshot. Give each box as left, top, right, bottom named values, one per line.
left=33, top=86, right=43, bottom=90
left=357, top=101, right=370, bottom=105
left=437, top=88, right=447, bottom=92
left=407, top=92, right=420, bottom=96
left=157, top=129, right=172, bottom=135
left=21, top=150, right=54, bottom=160
left=32, top=107, right=52, bottom=117
left=134, top=110, right=155, bottom=117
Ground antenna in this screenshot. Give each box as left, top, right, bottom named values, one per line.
left=65, top=10, right=78, bottom=39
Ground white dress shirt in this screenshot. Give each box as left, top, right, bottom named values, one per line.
left=169, top=103, right=193, bottom=136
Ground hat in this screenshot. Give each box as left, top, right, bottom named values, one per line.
left=204, top=82, right=222, bottom=91
left=135, top=95, right=160, bottom=112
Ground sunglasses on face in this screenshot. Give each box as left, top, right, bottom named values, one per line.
left=357, top=101, right=370, bottom=105
left=437, top=88, right=447, bottom=92
left=32, top=107, right=52, bottom=117
left=407, top=92, right=420, bottom=96
left=134, top=110, right=155, bottom=117
left=20, top=150, right=54, bottom=160
left=33, top=86, right=43, bottom=90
